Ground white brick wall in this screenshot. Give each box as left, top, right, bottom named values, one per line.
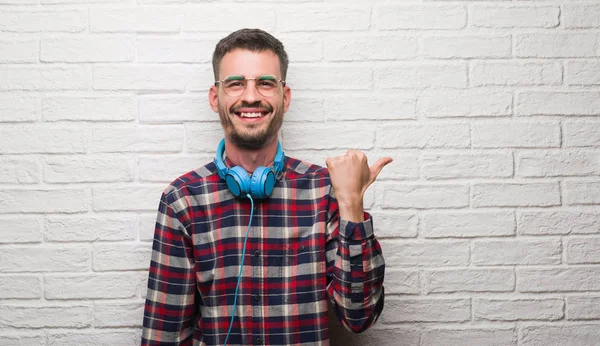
left=0, top=0, right=599, bottom=345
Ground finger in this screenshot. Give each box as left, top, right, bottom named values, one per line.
left=369, top=157, right=393, bottom=181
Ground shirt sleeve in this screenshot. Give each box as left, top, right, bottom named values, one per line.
left=325, top=193, right=385, bottom=333
left=141, top=192, right=198, bottom=346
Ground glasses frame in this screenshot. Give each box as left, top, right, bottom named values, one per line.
left=214, top=75, right=287, bottom=97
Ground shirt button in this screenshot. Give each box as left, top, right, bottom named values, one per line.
left=254, top=250, right=260, bottom=257
left=299, top=245, right=305, bottom=251
left=253, top=294, right=260, bottom=301
left=255, top=337, right=263, bottom=345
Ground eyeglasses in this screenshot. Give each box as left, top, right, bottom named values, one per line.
left=214, top=75, right=286, bottom=97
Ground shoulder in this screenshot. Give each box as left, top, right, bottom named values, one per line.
left=162, top=160, right=221, bottom=201
left=284, top=156, right=331, bottom=183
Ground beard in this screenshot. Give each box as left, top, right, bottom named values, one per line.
left=218, top=100, right=284, bottom=150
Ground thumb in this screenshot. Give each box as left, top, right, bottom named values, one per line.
left=369, top=157, right=393, bottom=181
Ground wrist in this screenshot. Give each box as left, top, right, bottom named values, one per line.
left=337, top=199, right=365, bottom=222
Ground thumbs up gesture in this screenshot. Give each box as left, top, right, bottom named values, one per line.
left=325, top=150, right=392, bottom=222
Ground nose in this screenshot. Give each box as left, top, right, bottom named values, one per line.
left=241, top=80, right=260, bottom=104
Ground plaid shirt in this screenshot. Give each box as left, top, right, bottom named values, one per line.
left=142, top=156, right=385, bottom=346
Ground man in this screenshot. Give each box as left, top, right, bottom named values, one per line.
left=141, top=28, right=391, bottom=346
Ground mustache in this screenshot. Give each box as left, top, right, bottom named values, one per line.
left=229, top=101, right=273, bottom=114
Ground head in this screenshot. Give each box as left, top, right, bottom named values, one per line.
left=209, top=29, right=291, bottom=150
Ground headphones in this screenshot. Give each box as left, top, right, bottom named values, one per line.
left=214, top=139, right=285, bottom=199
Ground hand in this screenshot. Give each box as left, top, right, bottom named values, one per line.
left=326, top=150, right=392, bottom=221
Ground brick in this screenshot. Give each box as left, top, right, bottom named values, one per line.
left=371, top=211, right=418, bottom=238
left=44, top=156, right=134, bottom=183
left=138, top=155, right=213, bottom=183
left=0, top=125, right=87, bottom=154
left=139, top=96, right=212, bottom=123
left=0, top=276, right=41, bottom=298
left=472, top=121, right=560, bottom=148
left=385, top=269, right=419, bottom=295
left=377, top=123, right=470, bottom=149
left=324, top=93, right=416, bottom=120
left=563, top=4, right=600, bottom=28
left=0, top=246, right=89, bottom=272
left=183, top=6, right=275, bottom=32
left=372, top=152, right=419, bottom=181
left=41, top=37, right=134, bottom=62
left=95, top=302, right=144, bottom=327
left=424, top=269, right=514, bottom=293
left=381, top=298, right=470, bottom=322
left=567, top=61, right=600, bottom=86
left=324, top=34, right=417, bottom=61
left=45, top=274, right=138, bottom=299
left=520, top=324, right=600, bottom=346
left=473, top=183, right=560, bottom=207
left=0, top=39, right=38, bottom=63
left=47, top=330, right=140, bottom=346
left=44, top=216, right=136, bottom=242
left=92, top=185, right=164, bottom=212
left=90, top=125, right=184, bottom=153
left=137, top=38, right=214, bottom=63
left=278, top=6, right=369, bottom=32
left=186, top=122, right=228, bottom=152
left=93, top=243, right=152, bottom=271
left=567, top=296, right=600, bottom=320
left=422, top=152, right=513, bottom=179
left=0, top=65, right=89, bottom=91
left=566, top=237, right=600, bottom=264
left=471, top=61, right=561, bottom=86
left=332, top=326, right=419, bottom=346
left=373, top=63, right=467, bottom=89
left=565, top=122, right=600, bottom=147
left=286, top=94, right=324, bottom=122
left=43, top=0, right=123, bottom=2
left=517, top=92, right=600, bottom=116
left=0, top=10, right=86, bottom=33
left=518, top=267, right=600, bottom=292
left=138, top=214, right=156, bottom=242
left=288, top=65, right=371, bottom=90
left=489, top=235, right=563, bottom=265
left=381, top=240, right=469, bottom=267
left=43, top=96, right=135, bottom=122
left=518, top=210, right=600, bottom=235
left=185, top=65, right=216, bottom=92
left=422, top=211, right=515, bottom=238
left=280, top=35, right=323, bottom=62
left=374, top=5, right=466, bottom=30
left=419, top=91, right=512, bottom=118
left=90, top=7, right=180, bottom=33
left=516, top=33, right=597, bottom=58
left=0, top=217, right=42, bottom=243
left=383, top=183, right=469, bottom=209
left=0, top=333, right=44, bottom=346
left=0, top=188, right=89, bottom=214
left=0, top=95, right=39, bottom=122
left=94, top=65, right=186, bottom=91
left=423, top=35, right=511, bottom=58
left=422, top=328, right=516, bottom=346
left=282, top=123, right=374, bottom=150
left=470, top=5, right=559, bottom=28
left=0, top=156, right=39, bottom=183
left=518, top=150, right=600, bottom=177
left=565, top=181, right=600, bottom=205
left=0, top=304, right=92, bottom=328
left=475, top=299, right=563, bottom=321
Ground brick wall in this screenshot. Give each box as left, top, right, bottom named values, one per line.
left=1, top=0, right=600, bottom=345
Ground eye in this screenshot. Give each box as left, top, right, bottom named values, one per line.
left=225, top=81, right=244, bottom=88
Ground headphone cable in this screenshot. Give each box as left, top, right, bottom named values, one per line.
left=224, top=194, right=254, bottom=346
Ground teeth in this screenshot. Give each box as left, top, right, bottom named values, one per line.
left=239, top=112, right=264, bottom=118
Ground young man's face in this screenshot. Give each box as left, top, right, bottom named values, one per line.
left=209, top=48, right=291, bottom=150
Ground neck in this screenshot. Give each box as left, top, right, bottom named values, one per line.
left=225, top=138, right=279, bottom=174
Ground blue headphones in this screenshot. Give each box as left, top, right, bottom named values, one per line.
left=214, top=139, right=285, bottom=199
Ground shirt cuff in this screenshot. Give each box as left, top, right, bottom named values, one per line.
left=339, top=213, right=374, bottom=240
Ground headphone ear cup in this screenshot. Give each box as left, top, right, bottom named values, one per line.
left=226, top=166, right=251, bottom=197
left=250, top=166, right=276, bottom=199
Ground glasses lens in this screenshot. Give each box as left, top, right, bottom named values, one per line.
left=222, top=75, right=245, bottom=97
left=256, top=76, right=279, bottom=97
left=220, top=75, right=281, bottom=97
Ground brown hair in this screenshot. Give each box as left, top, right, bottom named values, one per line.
left=212, top=28, right=289, bottom=80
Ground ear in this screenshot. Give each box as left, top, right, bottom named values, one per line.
left=282, top=85, right=291, bottom=113
left=208, top=85, right=219, bottom=113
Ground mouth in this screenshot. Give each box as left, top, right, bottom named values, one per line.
left=233, top=108, right=271, bottom=120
